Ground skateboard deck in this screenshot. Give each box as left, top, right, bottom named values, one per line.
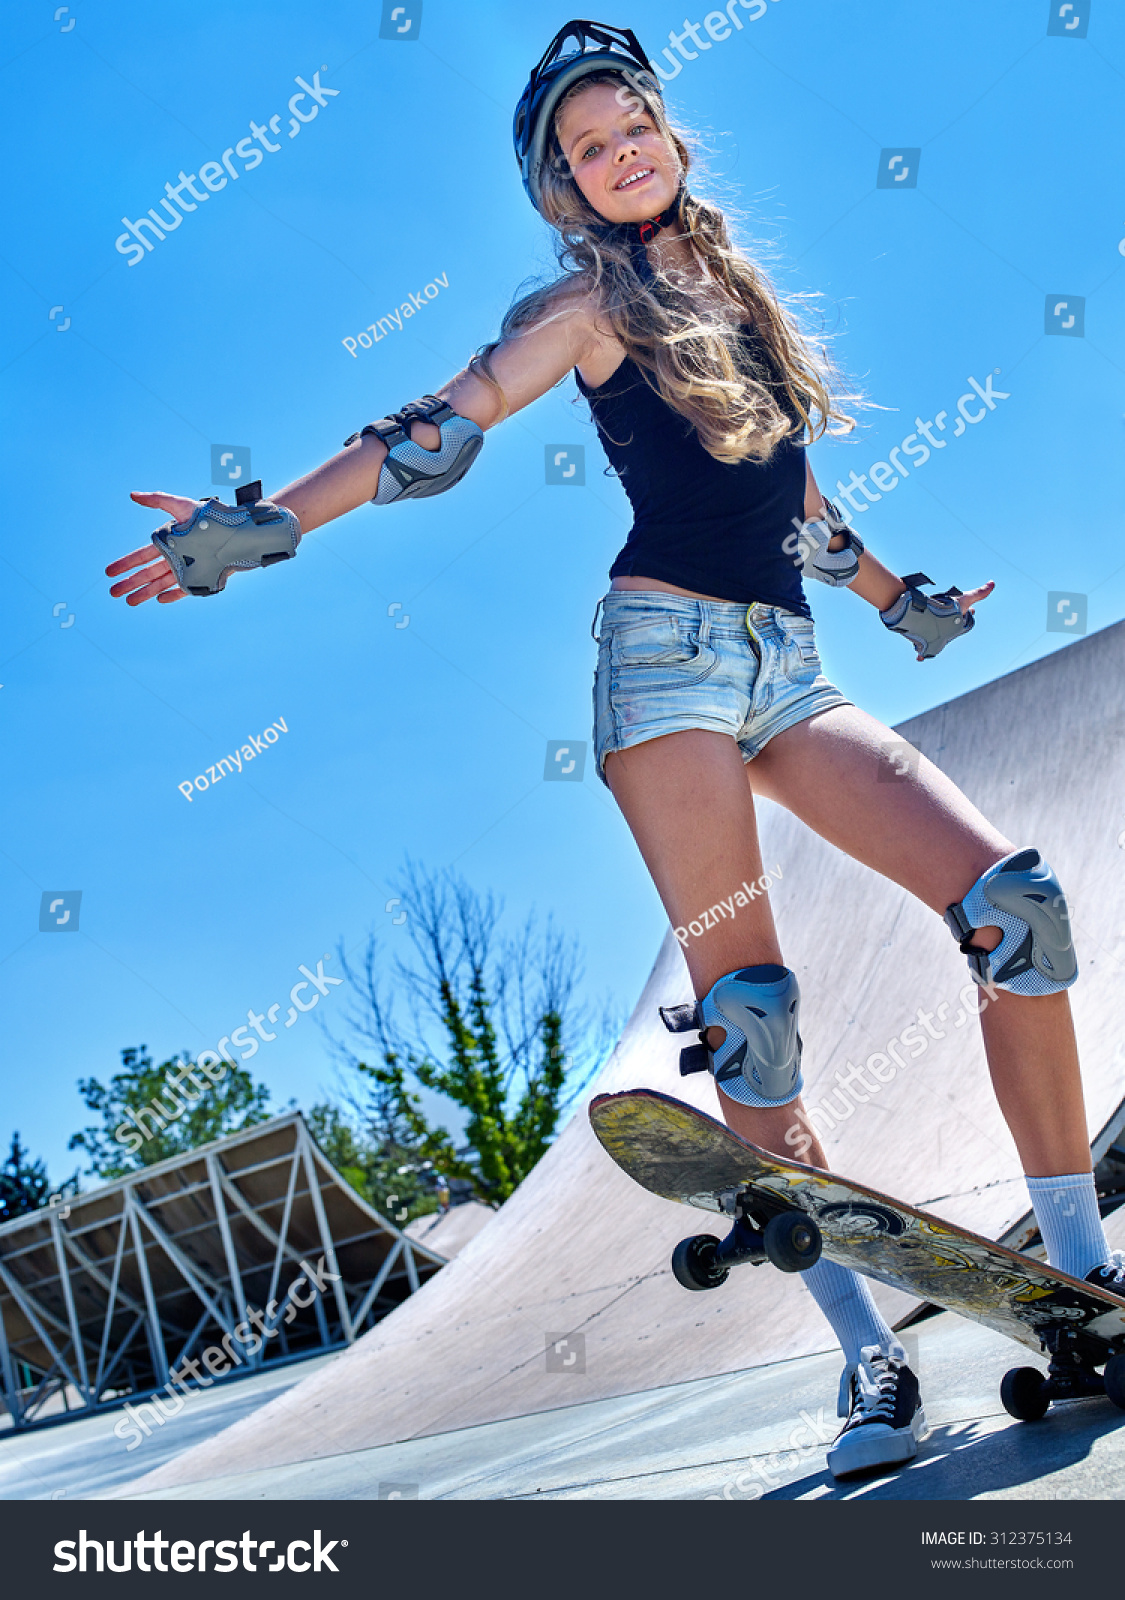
left=589, top=1089, right=1125, bottom=1360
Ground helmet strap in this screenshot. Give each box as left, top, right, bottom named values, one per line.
left=624, top=182, right=686, bottom=283
left=636, top=183, right=682, bottom=244
left=636, top=178, right=684, bottom=244
left=637, top=209, right=673, bottom=245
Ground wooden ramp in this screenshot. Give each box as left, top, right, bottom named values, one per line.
left=126, top=622, right=1125, bottom=1493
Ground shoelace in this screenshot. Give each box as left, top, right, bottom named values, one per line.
left=845, top=1357, right=901, bottom=1429
left=1095, top=1250, right=1125, bottom=1287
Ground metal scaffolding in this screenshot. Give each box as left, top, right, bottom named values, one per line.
left=0, top=1113, right=445, bottom=1430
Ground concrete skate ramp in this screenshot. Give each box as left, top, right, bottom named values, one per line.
left=405, top=1202, right=495, bottom=1259
left=128, top=623, right=1125, bottom=1493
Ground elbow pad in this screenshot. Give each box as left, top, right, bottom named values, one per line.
left=881, top=572, right=975, bottom=660
left=789, top=498, right=865, bottom=587
left=344, top=395, right=484, bottom=505
left=152, top=481, right=301, bottom=597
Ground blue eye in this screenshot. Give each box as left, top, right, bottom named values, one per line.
left=579, top=122, right=650, bottom=161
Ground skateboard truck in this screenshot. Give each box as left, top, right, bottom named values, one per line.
left=1001, top=1326, right=1125, bottom=1421
left=671, top=1190, right=823, bottom=1291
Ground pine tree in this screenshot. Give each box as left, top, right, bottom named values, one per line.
left=0, top=1133, right=76, bottom=1223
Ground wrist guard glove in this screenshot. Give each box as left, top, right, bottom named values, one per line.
left=152, top=481, right=301, bottom=597
left=788, top=498, right=865, bottom=587
left=344, top=394, right=484, bottom=505
left=880, top=572, right=974, bottom=660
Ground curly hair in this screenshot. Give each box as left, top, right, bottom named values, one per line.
left=474, top=69, right=860, bottom=465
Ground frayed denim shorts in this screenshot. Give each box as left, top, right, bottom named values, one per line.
left=592, top=589, right=851, bottom=786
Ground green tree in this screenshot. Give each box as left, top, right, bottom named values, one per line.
left=0, top=1133, right=78, bottom=1224
left=307, top=1088, right=439, bottom=1224
left=69, top=1045, right=278, bottom=1179
left=328, top=864, right=614, bottom=1207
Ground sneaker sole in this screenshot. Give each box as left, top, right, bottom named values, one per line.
left=827, top=1406, right=929, bottom=1482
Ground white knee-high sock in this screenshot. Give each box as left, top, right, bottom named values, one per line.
left=801, top=1257, right=899, bottom=1369
left=1025, top=1171, right=1109, bottom=1280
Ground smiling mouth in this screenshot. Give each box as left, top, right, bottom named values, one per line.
left=615, top=167, right=654, bottom=191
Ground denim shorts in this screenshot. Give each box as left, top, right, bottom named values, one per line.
left=592, top=589, right=851, bottom=785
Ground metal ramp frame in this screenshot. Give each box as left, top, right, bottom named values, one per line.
left=0, top=1113, right=444, bottom=1430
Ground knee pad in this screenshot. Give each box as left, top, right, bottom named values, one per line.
left=660, top=964, right=804, bottom=1108
left=944, top=847, right=1078, bottom=996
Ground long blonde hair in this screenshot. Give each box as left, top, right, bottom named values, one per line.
left=474, top=70, right=859, bottom=464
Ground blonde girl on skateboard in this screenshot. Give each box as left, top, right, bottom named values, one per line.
left=107, top=21, right=1122, bottom=1482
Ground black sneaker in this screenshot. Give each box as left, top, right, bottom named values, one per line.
left=826, top=1345, right=928, bottom=1481
left=1084, top=1250, right=1125, bottom=1301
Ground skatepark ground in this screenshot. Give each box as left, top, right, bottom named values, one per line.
left=102, top=1299, right=1125, bottom=1501
left=3, top=625, right=1123, bottom=1503
left=3, top=1246, right=1124, bottom=1501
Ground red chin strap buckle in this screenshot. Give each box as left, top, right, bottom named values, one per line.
left=637, top=208, right=673, bottom=246
left=636, top=185, right=686, bottom=246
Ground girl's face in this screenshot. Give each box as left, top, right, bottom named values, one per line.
left=554, top=81, right=680, bottom=225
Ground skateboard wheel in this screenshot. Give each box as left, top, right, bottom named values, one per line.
left=1104, top=1353, right=1125, bottom=1411
left=1000, top=1365, right=1050, bottom=1422
left=671, top=1234, right=729, bottom=1292
left=763, top=1211, right=822, bottom=1273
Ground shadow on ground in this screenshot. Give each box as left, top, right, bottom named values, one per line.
left=770, top=1404, right=1125, bottom=1501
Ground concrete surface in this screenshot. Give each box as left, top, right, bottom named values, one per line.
left=0, top=1356, right=338, bottom=1502
left=108, top=1307, right=1125, bottom=1502
left=405, top=1202, right=496, bottom=1257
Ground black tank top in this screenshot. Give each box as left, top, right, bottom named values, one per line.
left=575, top=328, right=811, bottom=615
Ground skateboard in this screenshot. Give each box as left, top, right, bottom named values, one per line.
left=589, top=1088, right=1125, bottom=1422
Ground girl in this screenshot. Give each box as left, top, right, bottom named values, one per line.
left=108, top=21, right=1122, bottom=1482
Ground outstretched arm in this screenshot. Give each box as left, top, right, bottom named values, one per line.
left=109, top=292, right=599, bottom=606
left=803, top=460, right=994, bottom=623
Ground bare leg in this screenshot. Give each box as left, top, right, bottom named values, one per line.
left=607, top=725, right=920, bottom=1395
left=748, top=705, right=1091, bottom=1178
left=605, top=730, right=829, bottom=1166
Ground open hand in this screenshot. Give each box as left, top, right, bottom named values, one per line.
left=907, top=579, right=994, bottom=663
left=106, top=491, right=205, bottom=605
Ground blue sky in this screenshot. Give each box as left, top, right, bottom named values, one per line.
left=2, top=0, right=1123, bottom=1182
